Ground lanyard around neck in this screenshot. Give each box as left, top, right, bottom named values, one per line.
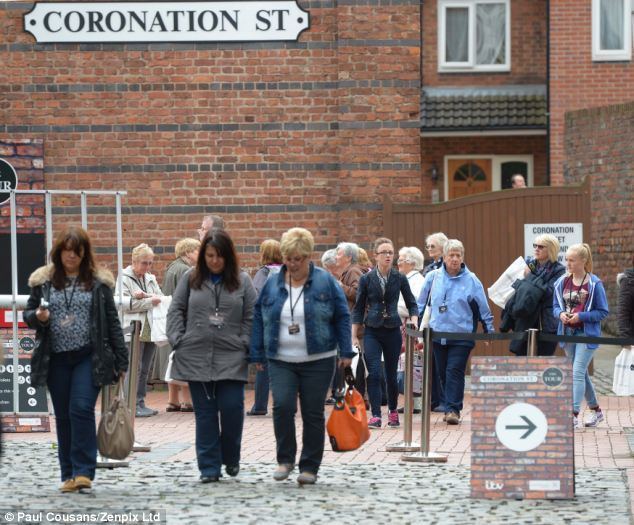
left=288, top=275, right=305, bottom=323
left=63, top=277, right=79, bottom=311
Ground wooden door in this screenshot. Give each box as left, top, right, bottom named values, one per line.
left=448, top=158, right=492, bottom=199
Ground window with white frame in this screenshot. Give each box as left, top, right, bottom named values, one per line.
left=438, top=0, right=510, bottom=72
left=592, top=0, right=632, bottom=61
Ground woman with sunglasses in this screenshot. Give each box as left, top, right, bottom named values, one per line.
left=250, top=228, right=353, bottom=485
left=506, top=234, right=565, bottom=356
left=352, top=237, right=419, bottom=429
left=422, top=232, right=448, bottom=276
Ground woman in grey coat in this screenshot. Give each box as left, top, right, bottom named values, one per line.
left=167, top=230, right=256, bottom=483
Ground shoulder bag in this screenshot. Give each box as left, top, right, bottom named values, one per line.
left=97, top=379, right=134, bottom=460
left=327, top=367, right=370, bottom=452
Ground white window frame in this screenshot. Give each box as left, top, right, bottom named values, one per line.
left=592, top=0, right=632, bottom=61
left=438, top=0, right=511, bottom=72
left=442, top=154, right=533, bottom=201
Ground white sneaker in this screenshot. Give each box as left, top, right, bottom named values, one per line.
left=573, top=415, right=580, bottom=429
left=584, top=409, right=604, bottom=427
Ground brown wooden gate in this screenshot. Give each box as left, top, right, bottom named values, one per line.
left=383, top=178, right=592, bottom=360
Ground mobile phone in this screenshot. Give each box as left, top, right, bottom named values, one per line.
left=40, top=298, right=49, bottom=310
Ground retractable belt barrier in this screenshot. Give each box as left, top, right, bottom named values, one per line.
left=404, top=328, right=634, bottom=347
left=394, top=326, right=634, bottom=466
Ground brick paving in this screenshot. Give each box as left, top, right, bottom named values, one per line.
left=2, top=385, right=634, bottom=524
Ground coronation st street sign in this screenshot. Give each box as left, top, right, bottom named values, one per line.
left=24, top=2, right=310, bottom=43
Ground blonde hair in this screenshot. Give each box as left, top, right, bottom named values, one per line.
left=259, top=239, right=283, bottom=266
left=358, top=248, right=371, bottom=269
left=131, top=243, right=154, bottom=261
left=175, top=238, right=200, bottom=258
left=534, top=234, right=560, bottom=263
left=280, top=228, right=314, bottom=258
left=567, top=243, right=593, bottom=273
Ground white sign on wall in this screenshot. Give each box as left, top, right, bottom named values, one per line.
left=524, top=223, right=583, bottom=263
left=24, top=2, right=310, bottom=43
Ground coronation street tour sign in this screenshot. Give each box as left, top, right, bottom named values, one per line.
left=24, top=2, right=310, bottom=43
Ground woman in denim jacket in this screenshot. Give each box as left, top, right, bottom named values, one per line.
left=352, top=237, right=418, bottom=429
left=553, top=243, right=609, bottom=429
left=250, top=228, right=353, bottom=485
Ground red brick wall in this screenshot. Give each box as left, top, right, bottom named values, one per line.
left=564, top=102, right=634, bottom=333
left=0, top=139, right=44, bottom=234
left=422, top=0, right=547, bottom=87
left=0, top=0, right=421, bottom=279
left=550, top=0, right=634, bottom=184
left=421, top=135, right=548, bottom=199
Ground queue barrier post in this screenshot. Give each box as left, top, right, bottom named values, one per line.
left=527, top=328, right=539, bottom=357
left=386, top=322, right=420, bottom=452
left=127, top=320, right=151, bottom=453
left=402, top=327, right=447, bottom=463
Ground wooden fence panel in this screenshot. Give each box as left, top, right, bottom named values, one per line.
left=384, top=179, right=592, bottom=361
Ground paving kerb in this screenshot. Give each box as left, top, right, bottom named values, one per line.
left=2, top=344, right=633, bottom=523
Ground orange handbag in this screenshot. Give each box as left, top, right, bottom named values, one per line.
left=327, top=367, right=370, bottom=452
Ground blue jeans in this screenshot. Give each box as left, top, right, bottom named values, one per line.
left=188, top=380, right=245, bottom=477
left=250, top=365, right=270, bottom=413
left=268, top=357, right=335, bottom=474
left=564, top=328, right=599, bottom=414
left=364, top=326, right=401, bottom=417
left=47, top=348, right=101, bottom=481
left=432, top=342, right=472, bottom=414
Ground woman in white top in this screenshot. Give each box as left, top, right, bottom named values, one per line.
left=397, top=246, right=425, bottom=413
left=117, top=243, right=164, bottom=417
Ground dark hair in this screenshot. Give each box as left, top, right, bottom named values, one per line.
left=190, top=229, right=240, bottom=291
left=50, top=225, right=96, bottom=290
left=373, top=237, right=393, bottom=253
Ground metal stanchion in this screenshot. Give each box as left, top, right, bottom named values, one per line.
left=127, top=320, right=151, bottom=452
left=386, top=323, right=419, bottom=452
left=402, top=327, right=447, bottom=463
left=527, top=328, right=538, bottom=357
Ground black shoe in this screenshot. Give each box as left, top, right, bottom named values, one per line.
left=226, top=465, right=240, bottom=477
left=325, top=397, right=337, bottom=405
left=200, top=475, right=220, bottom=483
left=396, top=406, right=421, bottom=414
left=246, top=409, right=267, bottom=416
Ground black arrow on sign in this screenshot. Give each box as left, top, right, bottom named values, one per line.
left=505, top=415, right=537, bottom=439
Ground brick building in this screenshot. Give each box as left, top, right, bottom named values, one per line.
left=0, top=0, right=632, bottom=286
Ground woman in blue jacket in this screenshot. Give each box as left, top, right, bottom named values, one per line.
left=250, top=228, right=353, bottom=485
left=417, top=239, right=494, bottom=425
left=553, top=243, right=609, bottom=428
left=352, top=237, right=419, bottom=429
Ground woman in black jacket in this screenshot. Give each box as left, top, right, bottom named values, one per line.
left=23, top=226, right=128, bottom=494
left=352, top=237, right=418, bottom=429
left=506, top=234, right=565, bottom=356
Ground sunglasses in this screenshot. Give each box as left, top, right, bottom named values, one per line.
left=533, top=244, right=546, bottom=250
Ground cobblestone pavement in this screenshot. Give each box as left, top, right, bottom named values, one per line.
left=0, top=441, right=630, bottom=525
left=2, top=347, right=632, bottom=524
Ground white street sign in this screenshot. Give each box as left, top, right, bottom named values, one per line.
left=495, top=402, right=548, bottom=452
left=24, top=2, right=310, bottom=43
left=524, top=223, right=583, bottom=263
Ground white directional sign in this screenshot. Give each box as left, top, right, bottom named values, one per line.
left=495, top=402, right=548, bottom=452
